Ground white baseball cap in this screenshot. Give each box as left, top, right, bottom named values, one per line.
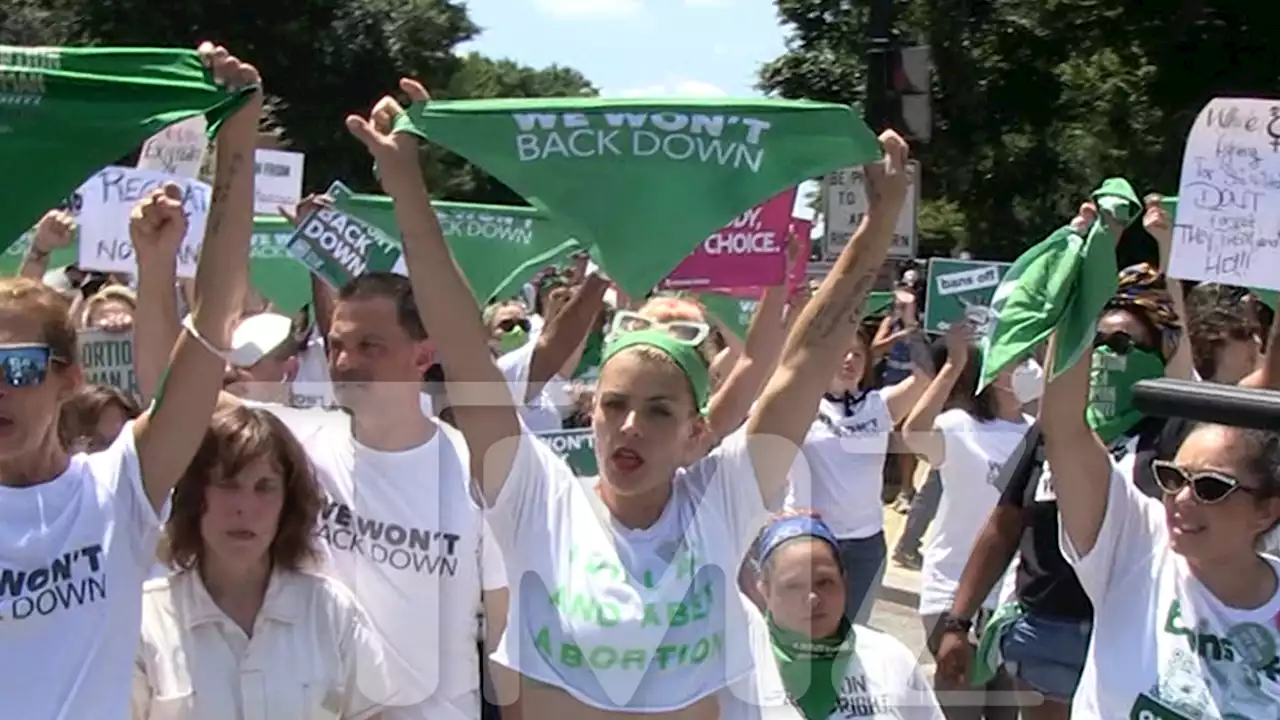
left=228, top=313, right=295, bottom=368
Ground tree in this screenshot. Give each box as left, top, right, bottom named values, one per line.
left=762, top=0, right=1280, bottom=262
left=48, top=0, right=479, bottom=194
left=422, top=52, right=598, bottom=204
left=1, top=0, right=73, bottom=44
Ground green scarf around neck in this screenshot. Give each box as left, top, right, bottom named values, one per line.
left=768, top=613, right=856, bottom=720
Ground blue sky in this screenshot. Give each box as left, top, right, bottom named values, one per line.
left=458, top=0, right=789, bottom=98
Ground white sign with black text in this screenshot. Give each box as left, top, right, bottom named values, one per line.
left=254, top=149, right=305, bottom=216
left=823, top=160, right=920, bottom=259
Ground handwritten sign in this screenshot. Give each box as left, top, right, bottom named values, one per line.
left=78, top=329, right=139, bottom=399
left=137, top=116, right=208, bottom=178
left=1170, top=98, right=1280, bottom=289
left=75, top=167, right=211, bottom=278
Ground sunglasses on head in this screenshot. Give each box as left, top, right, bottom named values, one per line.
left=608, top=310, right=709, bottom=346
left=1093, top=330, right=1160, bottom=356
left=1150, top=459, right=1261, bottom=504
left=497, top=317, right=531, bottom=333
left=0, top=344, right=64, bottom=388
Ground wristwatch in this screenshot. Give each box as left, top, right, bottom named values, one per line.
left=926, top=612, right=973, bottom=656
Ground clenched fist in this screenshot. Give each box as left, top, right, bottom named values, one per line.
left=32, top=210, right=76, bottom=254
left=130, top=183, right=188, bottom=266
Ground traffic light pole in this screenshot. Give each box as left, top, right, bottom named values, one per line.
left=864, top=0, right=895, bottom=132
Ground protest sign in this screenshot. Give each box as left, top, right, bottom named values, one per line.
left=1170, top=98, right=1280, bottom=290
left=536, top=428, right=598, bottom=477
left=254, top=149, right=305, bottom=216
left=392, top=98, right=882, bottom=296
left=824, top=161, right=920, bottom=259
left=660, top=188, right=797, bottom=290
left=75, top=167, right=211, bottom=278
left=324, top=182, right=582, bottom=303
left=136, top=116, right=208, bottom=178
left=699, top=292, right=758, bottom=339
left=923, top=259, right=1011, bottom=334
left=78, top=329, right=139, bottom=398
left=251, top=215, right=311, bottom=312
left=284, top=205, right=401, bottom=289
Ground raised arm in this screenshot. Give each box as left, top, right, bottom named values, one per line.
left=131, top=44, right=261, bottom=511
left=18, top=210, right=75, bottom=280
left=1142, top=195, right=1193, bottom=380
left=901, top=326, right=972, bottom=466
left=704, top=282, right=788, bottom=445
left=747, top=132, right=910, bottom=501
left=345, top=79, right=520, bottom=504
left=1039, top=333, right=1112, bottom=556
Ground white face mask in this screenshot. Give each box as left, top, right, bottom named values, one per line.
left=1010, top=358, right=1045, bottom=404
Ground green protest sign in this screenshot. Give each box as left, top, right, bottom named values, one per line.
left=78, top=328, right=139, bottom=398
left=250, top=216, right=312, bottom=312
left=536, top=428, right=598, bottom=476
left=0, top=46, right=253, bottom=252
left=284, top=202, right=401, bottom=289
left=329, top=182, right=582, bottom=303
left=923, top=259, right=1011, bottom=334
left=392, top=98, right=882, bottom=296
left=699, top=292, right=757, bottom=339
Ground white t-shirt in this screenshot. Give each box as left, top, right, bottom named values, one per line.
left=291, top=331, right=335, bottom=408
left=0, top=423, right=167, bottom=720
left=489, top=427, right=771, bottom=712
left=1062, top=464, right=1280, bottom=719
left=255, top=404, right=506, bottom=720
left=498, top=340, right=570, bottom=435
left=785, top=391, right=892, bottom=539
left=741, top=603, right=943, bottom=719
left=918, top=409, right=1030, bottom=616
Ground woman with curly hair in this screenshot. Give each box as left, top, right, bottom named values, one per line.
left=132, top=405, right=394, bottom=719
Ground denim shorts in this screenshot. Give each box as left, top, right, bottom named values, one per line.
left=999, top=612, right=1092, bottom=703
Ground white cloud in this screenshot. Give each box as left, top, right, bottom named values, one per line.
left=533, top=0, right=640, bottom=18
left=613, top=79, right=729, bottom=98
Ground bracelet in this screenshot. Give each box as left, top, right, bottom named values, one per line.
left=180, top=314, right=232, bottom=361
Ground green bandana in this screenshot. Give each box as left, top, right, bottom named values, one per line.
left=768, top=613, right=856, bottom=720
left=391, top=98, right=882, bottom=296
left=601, top=329, right=710, bottom=415
left=1, top=46, right=254, bottom=249
left=978, top=178, right=1141, bottom=390
left=1086, top=346, right=1165, bottom=443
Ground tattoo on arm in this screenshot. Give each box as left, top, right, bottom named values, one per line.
left=798, top=269, right=876, bottom=346
left=206, top=151, right=246, bottom=238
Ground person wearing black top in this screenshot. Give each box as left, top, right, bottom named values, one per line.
left=928, top=263, right=1187, bottom=720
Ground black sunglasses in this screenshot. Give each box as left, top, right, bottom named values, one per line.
left=497, top=317, right=531, bottom=333
left=1151, top=460, right=1261, bottom=504
left=1094, top=330, right=1160, bottom=356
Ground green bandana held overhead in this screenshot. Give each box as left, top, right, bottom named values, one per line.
left=768, top=614, right=856, bottom=720
left=391, top=98, right=883, bottom=296
left=979, top=178, right=1142, bottom=390
left=322, top=182, right=583, bottom=303
left=601, top=329, right=710, bottom=415
left=0, top=46, right=256, bottom=248
left=1086, top=346, right=1165, bottom=443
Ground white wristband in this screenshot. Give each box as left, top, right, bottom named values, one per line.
left=181, top=314, right=232, bottom=361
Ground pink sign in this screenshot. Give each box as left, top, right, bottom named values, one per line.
left=720, top=218, right=813, bottom=300
left=660, top=188, right=799, bottom=290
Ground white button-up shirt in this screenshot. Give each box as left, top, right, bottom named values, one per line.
left=132, top=569, right=391, bottom=720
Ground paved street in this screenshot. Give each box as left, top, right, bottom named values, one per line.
left=868, top=498, right=934, bottom=675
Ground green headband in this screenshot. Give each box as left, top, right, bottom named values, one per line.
left=601, top=329, right=710, bottom=415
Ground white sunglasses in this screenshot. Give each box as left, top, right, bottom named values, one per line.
left=607, top=310, right=710, bottom=346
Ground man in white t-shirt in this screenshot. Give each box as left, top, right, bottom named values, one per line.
left=242, top=273, right=509, bottom=720
left=134, top=263, right=509, bottom=718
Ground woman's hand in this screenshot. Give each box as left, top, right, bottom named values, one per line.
left=279, top=193, right=334, bottom=227
left=32, top=209, right=76, bottom=254
left=129, top=184, right=188, bottom=268
left=943, top=321, right=973, bottom=368
left=345, top=78, right=431, bottom=196
left=1143, top=193, right=1173, bottom=267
